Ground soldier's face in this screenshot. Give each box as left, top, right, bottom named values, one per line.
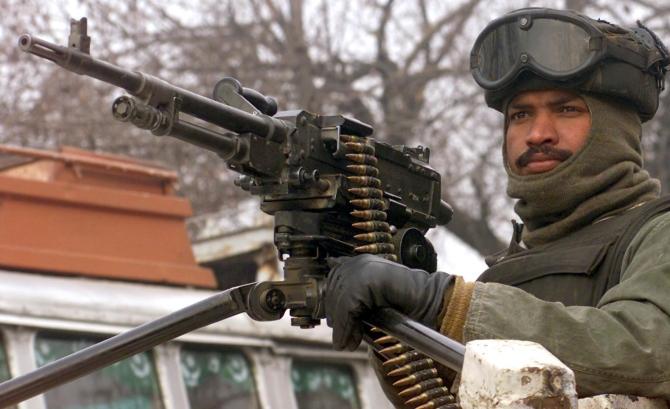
left=505, top=89, right=591, bottom=176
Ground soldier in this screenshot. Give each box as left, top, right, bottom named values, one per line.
left=325, top=7, right=670, bottom=403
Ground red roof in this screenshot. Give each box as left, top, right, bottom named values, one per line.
left=0, top=145, right=216, bottom=288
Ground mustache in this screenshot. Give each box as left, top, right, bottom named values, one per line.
left=515, top=145, right=572, bottom=169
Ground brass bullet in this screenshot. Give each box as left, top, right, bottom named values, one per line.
left=341, top=135, right=367, bottom=144
left=374, top=335, right=397, bottom=345
left=348, top=188, right=383, bottom=198
left=347, top=176, right=381, bottom=188
left=350, top=210, right=387, bottom=221
left=404, top=387, right=451, bottom=406
left=386, top=358, right=434, bottom=377
left=350, top=198, right=387, bottom=210
left=384, top=254, right=398, bottom=262
left=382, top=350, right=423, bottom=367
left=344, top=142, right=374, bottom=155
left=392, top=368, right=439, bottom=387
left=345, top=153, right=378, bottom=165
left=347, top=164, right=379, bottom=177
left=354, top=232, right=393, bottom=243
left=354, top=243, right=395, bottom=254
left=414, top=394, right=456, bottom=409
left=352, top=221, right=390, bottom=232
left=398, top=378, right=443, bottom=398
left=379, top=343, right=410, bottom=356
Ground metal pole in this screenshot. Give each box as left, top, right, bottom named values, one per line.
left=0, top=284, right=253, bottom=406
left=0, top=289, right=465, bottom=406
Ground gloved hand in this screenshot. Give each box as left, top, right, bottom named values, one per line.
left=324, top=254, right=454, bottom=351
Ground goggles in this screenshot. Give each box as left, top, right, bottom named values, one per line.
left=470, top=8, right=666, bottom=91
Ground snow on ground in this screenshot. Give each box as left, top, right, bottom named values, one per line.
left=426, top=228, right=488, bottom=282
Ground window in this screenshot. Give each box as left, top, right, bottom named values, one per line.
left=0, top=335, right=11, bottom=382
left=180, top=345, right=260, bottom=409
left=34, top=332, right=164, bottom=409
left=0, top=334, right=16, bottom=409
left=291, top=360, right=360, bottom=409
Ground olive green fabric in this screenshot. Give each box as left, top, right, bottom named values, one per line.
left=506, top=94, right=660, bottom=247
left=477, top=198, right=670, bottom=307
left=463, top=211, right=670, bottom=398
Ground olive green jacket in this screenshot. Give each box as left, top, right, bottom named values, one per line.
left=464, top=212, right=670, bottom=398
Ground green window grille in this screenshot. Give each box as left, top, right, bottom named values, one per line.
left=34, top=332, right=164, bottom=409
left=0, top=335, right=11, bottom=382
left=180, top=345, right=260, bottom=409
left=0, top=334, right=16, bottom=409
left=291, top=360, right=360, bottom=409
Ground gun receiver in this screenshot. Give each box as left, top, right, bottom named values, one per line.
left=4, top=18, right=461, bottom=405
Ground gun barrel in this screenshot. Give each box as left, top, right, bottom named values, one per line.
left=18, top=34, right=289, bottom=143
left=18, top=34, right=143, bottom=91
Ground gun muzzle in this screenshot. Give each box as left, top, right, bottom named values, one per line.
left=18, top=34, right=61, bottom=64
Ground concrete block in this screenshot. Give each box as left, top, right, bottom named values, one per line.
left=459, top=339, right=578, bottom=409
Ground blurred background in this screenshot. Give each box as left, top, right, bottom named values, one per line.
left=1, top=0, right=669, bottom=259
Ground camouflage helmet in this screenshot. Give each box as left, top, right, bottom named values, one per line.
left=470, top=8, right=670, bottom=122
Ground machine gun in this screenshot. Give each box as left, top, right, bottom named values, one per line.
left=0, top=18, right=465, bottom=406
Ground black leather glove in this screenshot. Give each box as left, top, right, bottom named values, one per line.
left=325, top=254, right=453, bottom=351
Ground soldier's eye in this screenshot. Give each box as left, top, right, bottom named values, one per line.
left=561, top=105, right=577, bottom=112
left=509, top=111, right=528, bottom=121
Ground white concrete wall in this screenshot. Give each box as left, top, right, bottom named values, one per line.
left=458, top=340, right=667, bottom=409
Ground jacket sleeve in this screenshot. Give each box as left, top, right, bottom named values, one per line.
left=462, top=212, right=670, bottom=398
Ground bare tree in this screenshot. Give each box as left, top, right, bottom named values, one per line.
left=577, top=0, right=670, bottom=196
left=2, top=0, right=669, bottom=257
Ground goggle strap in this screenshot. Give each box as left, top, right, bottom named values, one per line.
left=636, top=20, right=669, bottom=91
left=606, top=45, right=648, bottom=70
left=636, top=20, right=670, bottom=63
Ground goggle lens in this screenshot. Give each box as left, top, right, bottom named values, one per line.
left=474, top=18, right=593, bottom=85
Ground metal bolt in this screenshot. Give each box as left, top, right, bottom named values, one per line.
left=409, top=244, right=426, bottom=262
left=115, top=101, right=128, bottom=115
left=519, top=16, right=531, bottom=29
left=520, top=53, right=529, bottom=63
left=265, top=289, right=285, bottom=312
